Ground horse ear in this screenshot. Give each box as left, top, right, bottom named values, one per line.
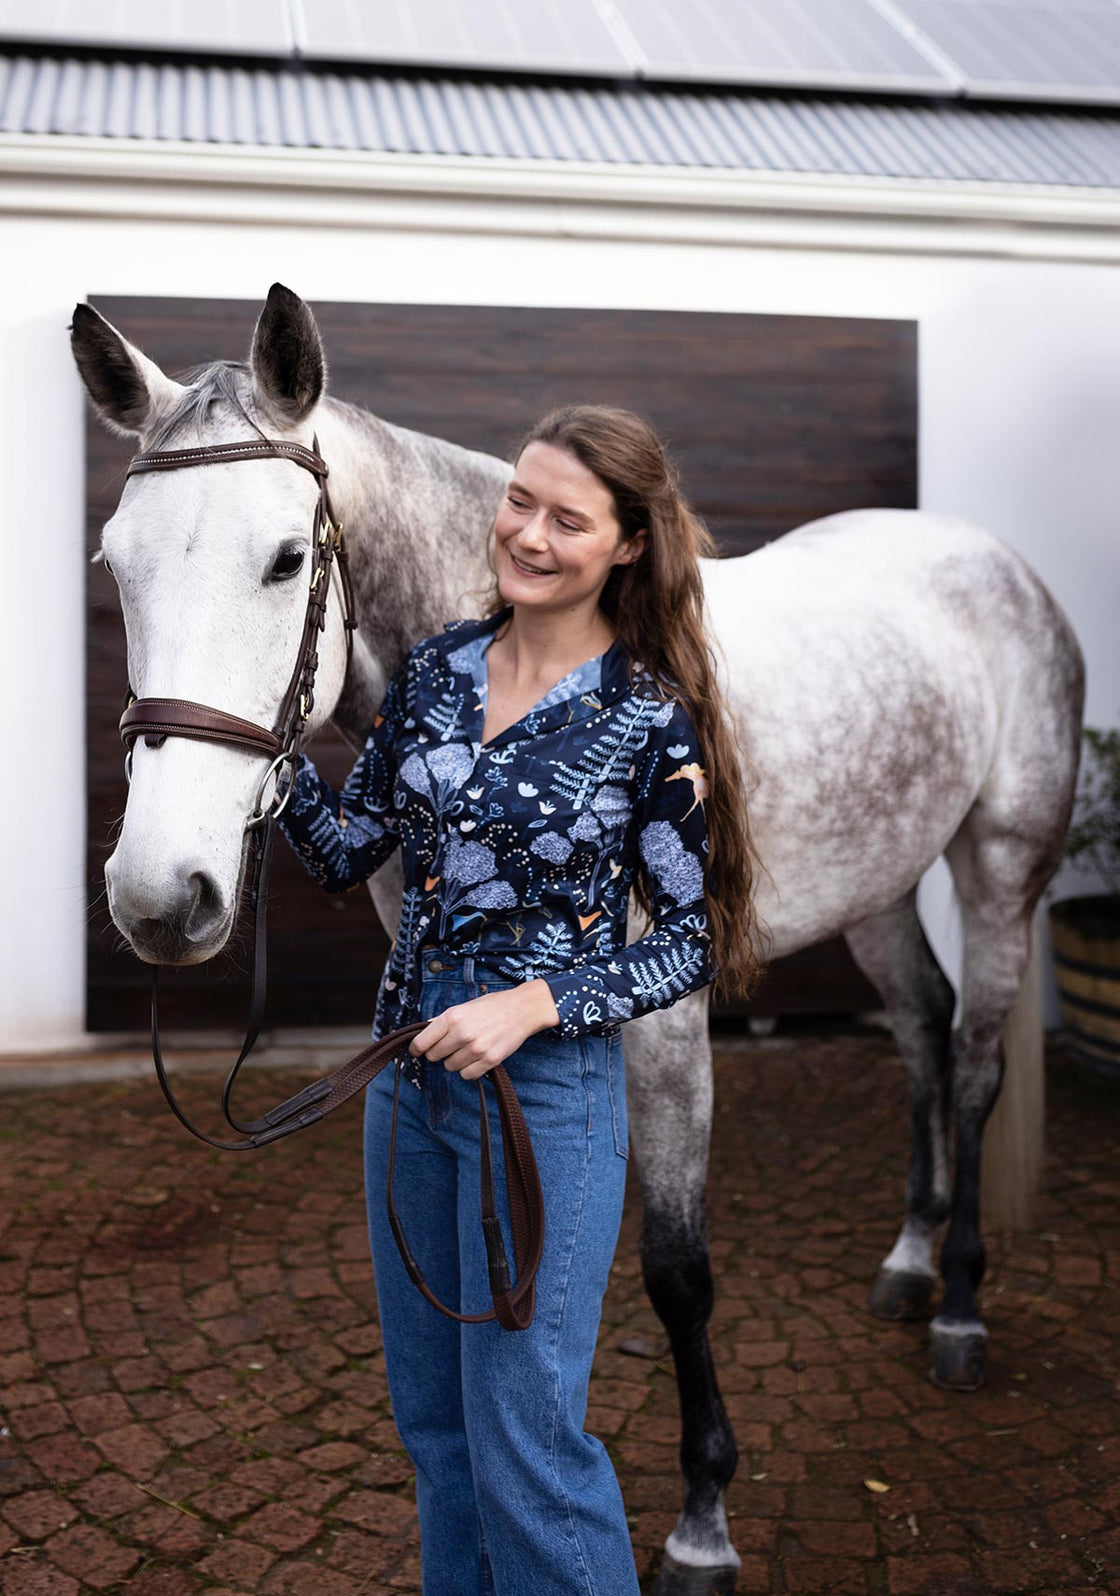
left=250, top=283, right=325, bottom=423
left=70, top=303, right=186, bottom=438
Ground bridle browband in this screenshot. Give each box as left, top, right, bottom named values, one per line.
left=114, top=435, right=543, bottom=1331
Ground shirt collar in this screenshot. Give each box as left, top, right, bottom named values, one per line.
left=434, top=609, right=638, bottom=751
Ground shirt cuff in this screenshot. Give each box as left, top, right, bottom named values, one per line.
left=543, top=970, right=632, bottom=1038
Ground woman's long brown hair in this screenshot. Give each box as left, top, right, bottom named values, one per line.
left=493, top=404, right=769, bottom=1000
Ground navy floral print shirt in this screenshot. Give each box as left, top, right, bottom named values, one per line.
left=278, top=610, right=713, bottom=1083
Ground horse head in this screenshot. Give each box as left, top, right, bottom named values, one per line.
left=72, top=284, right=351, bottom=966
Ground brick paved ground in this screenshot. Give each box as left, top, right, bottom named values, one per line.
left=0, top=1025, right=1117, bottom=1596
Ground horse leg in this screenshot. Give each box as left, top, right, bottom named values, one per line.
left=927, top=812, right=1055, bottom=1390
left=624, top=993, right=740, bottom=1596
left=844, top=888, right=956, bottom=1323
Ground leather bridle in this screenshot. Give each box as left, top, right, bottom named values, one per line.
left=120, top=436, right=353, bottom=817
left=114, top=435, right=543, bottom=1330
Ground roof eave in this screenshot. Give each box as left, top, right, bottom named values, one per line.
left=4, top=132, right=1120, bottom=263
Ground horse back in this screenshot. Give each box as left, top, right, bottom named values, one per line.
left=704, top=508, right=1077, bottom=948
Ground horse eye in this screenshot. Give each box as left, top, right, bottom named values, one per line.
left=270, top=545, right=306, bottom=581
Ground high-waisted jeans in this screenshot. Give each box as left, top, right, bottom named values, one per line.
left=363, top=950, right=640, bottom=1596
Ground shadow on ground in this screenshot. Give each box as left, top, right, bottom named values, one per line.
left=0, top=1029, right=1117, bottom=1595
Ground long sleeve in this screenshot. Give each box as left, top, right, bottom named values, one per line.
left=543, top=699, right=715, bottom=1037
left=277, top=663, right=408, bottom=894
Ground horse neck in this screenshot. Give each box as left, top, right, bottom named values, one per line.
left=314, top=400, right=509, bottom=743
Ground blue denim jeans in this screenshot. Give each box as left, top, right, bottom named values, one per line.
left=363, top=951, right=639, bottom=1596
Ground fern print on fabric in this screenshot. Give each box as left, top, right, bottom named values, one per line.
left=278, top=609, right=714, bottom=1082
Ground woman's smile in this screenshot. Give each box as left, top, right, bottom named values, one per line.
left=510, top=551, right=557, bottom=577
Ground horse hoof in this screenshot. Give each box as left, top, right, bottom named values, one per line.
left=867, top=1268, right=935, bottom=1321
left=654, top=1552, right=740, bottom=1596
left=928, top=1323, right=988, bottom=1391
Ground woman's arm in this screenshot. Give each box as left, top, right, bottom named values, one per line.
left=277, top=665, right=407, bottom=894
left=543, top=699, right=714, bottom=1037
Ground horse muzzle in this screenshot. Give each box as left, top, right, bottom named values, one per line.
left=107, top=856, right=234, bottom=965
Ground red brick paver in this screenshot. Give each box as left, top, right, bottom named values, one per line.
left=1, top=1028, right=1118, bottom=1594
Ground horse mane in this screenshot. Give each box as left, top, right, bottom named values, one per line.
left=147, top=360, right=266, bottom=450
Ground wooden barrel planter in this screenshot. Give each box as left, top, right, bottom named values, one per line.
left=1050, top=894, right=1120, bottom=1075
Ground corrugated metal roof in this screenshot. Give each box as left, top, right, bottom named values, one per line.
left=2, top=52, right=1120, bottom=189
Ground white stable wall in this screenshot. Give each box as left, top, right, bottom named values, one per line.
left=1, top=149, right=1116, bottom=1052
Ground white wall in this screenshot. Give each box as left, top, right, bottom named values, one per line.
left=2, top=153, right=1116, bottom=1051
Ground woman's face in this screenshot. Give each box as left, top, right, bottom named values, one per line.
left=493, top=442, right=646, bottom=617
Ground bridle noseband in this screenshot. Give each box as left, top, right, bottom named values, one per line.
left=112, top=435, right=544, bottom=1331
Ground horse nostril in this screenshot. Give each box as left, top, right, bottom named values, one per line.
left=113, top=866, right=229, bottom=963
left=186, top=870, right=222, bottom=936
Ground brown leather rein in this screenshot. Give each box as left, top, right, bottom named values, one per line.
left=115, top=436, right=543, bottom=1331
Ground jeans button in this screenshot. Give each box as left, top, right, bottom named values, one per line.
left=428, top=957, right=446, bottom=972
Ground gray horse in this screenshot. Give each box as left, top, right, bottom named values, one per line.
left=71, top=284, right=1084, bottom=1594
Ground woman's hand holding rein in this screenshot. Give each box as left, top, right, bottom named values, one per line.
left=410, top=980, right=561, bottom=1081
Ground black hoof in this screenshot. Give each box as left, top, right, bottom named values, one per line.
left=654, top=1552, right=740, bottom=1596
left=867, top=1268, right=935, bottom=1321
left=928, top=1325, right=988, bottom=1391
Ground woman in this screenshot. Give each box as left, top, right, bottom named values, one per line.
left=278, top=405, right=764, bottom=1595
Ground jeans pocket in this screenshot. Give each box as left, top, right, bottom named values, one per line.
left=604, top=1029, right=629, bottom=1161
left=418, top=978, right=469, bottom=1126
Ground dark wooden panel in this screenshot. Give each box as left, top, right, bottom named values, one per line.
left=86, top=298, right=911, bottom=1029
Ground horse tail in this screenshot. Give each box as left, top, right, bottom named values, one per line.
left=981, top=901, right=1045, bottom=1232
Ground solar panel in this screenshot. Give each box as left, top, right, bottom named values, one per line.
left=0, top=0, right=289, bottom=55
left=611, top=0, right=956, bottom=93
left=297, top=0, right=633, bottom=76
left=4, top=0, right=1120, bottom=113
left=895, top=0, right=1120, bottom=103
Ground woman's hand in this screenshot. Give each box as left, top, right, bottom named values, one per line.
left=410, top=979, right=560, bottom=1082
